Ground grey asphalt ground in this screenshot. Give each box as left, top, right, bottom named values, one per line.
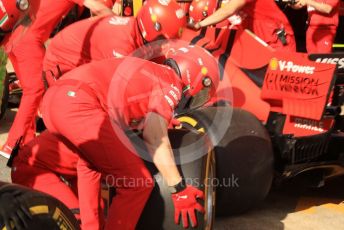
left=1, top=109, right=344, bottom=230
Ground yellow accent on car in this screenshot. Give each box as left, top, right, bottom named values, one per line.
left=333, top=44, right=344, bottom=48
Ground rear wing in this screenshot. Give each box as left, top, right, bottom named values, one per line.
left=261, top=52, right=337, bottom=121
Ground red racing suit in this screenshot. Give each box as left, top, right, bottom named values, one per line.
left=42, top=16, right=145, bottom=85
left=18, top=57, right=182, bottom=230
left=306, top=0, right=340, bottom=53
left=239, top=0, right=296, bottom=51
left=2, top=0, right=84, bottom=148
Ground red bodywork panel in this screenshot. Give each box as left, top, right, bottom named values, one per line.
left=229, top=30, right=274, bottom=69
left=261, top=52, right=336, bottom=121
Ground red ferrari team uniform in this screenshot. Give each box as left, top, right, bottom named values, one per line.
left=11, top=131, right=80, bottom=208
left=2, top=0, right=84, bottom=150
left=238, top=0, right=296, bottom=51
left=306, top=0, right=340, bottom=53
left=43, top=16, right=145, bottom=85
left=13, top=57, right=182, bottom=230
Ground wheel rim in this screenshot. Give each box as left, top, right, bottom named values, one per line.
left=176, top=115, right=216, bottom=229
left=204, top=149, right=215, bottom=230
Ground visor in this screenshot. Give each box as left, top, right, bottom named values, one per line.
left=189, top=87, right=211, bottom=109
left=175, top=87, right=211, bottom=115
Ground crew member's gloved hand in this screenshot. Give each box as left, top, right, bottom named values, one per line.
left=171, top=185, right=205, bottom=228
left=0, top=192, right=32, bottom=230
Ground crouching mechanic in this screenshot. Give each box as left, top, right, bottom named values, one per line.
left=0, top=1, right=41, bottom=229
left=42, top=0, right=186, bottom=86
left=11, top=45, right=220, bottom=229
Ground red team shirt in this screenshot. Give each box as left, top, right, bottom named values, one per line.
left=43, top=16, right=145, bottom=74
left=240, top=0, right=290, bottom=22
left=237, top=0, right=295, bottom=50
left=60, top=58, right=182, bottom=128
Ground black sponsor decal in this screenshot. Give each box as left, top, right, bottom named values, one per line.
left=266, top=72, right=319, bottom=96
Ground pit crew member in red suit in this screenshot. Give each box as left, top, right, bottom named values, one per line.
left=12, top=45, right=220, bottom=229
left=0, top=0, right=114, bottom=159
left=292, top=0, right=340, bottom=53
left=0, top=1, right=42, bottom=229
left=42, top=0, right=186, bottom=86
left=191, top=0, right=296, bottom=51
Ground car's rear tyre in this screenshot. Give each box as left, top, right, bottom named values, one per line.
left=136, top=129, right=216, bottom=229
left=178, top=106, right=274, bottom=216
left=0, top=182, right=80, bottom=230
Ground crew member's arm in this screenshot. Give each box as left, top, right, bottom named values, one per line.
left=143, top=112, right=205, bottom=228
left=193, top=0, right=246, bottom=29
left=83, top=0, right=115, bottom=16
left=294, top=0, right=336, bottom=14
left=143, top=112, right=182, bottom=186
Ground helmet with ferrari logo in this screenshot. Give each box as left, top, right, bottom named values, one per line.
left=136, top=0, right=187, bottom=42
left=165, top=45, right=219, bottom=110
left=188, top=0, right=218, bottom=24
left=0, top=0, right=40, bottom=33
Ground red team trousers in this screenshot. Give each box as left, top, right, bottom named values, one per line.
left=11, top=131, right=80, bottom=209
left=306, top=25, right=337, bottom=53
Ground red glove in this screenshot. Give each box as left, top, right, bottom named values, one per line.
left=171, top=185, right=205, bottom=228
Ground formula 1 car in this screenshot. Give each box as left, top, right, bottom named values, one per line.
left=1, top=4, right=343, bottom=230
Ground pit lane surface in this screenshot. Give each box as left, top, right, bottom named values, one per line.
left=1, top=109, right=344, bottom=230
